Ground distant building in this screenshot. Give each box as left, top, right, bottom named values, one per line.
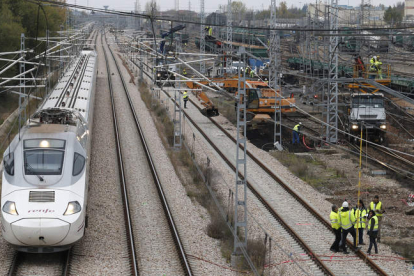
left=405, top=0, right=414, bottom=19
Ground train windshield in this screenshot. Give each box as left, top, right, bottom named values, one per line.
left=23, top=139, right=65, bottom=175
left=352, top=96, right=384, bottom=108
left=24, top=150, right=64, bottom=175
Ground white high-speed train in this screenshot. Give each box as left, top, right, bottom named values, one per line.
left=1, top=49, right=97, bottom=252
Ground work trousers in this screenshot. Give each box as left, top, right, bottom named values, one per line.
left=340, top=227, right=356, bottom=252
left=368, top=232, right=378, bottom=254
left=292, top=131, right=300, bottom=144
left=355, top=227, right=364, bottom=244
left=377, top=216, right=383, bottom=239
left=184, top=99, right=188, bottom=108
left=330, top=228, right=341, bottom=251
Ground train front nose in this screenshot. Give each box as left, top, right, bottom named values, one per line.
left=11, top=219, right=70, bottom=246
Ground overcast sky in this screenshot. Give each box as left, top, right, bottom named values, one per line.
left=69, top=0, right=402, bottom=14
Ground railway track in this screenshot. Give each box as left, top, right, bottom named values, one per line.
left=101, top=31, right=140, bottom=275
left=149, top=82, right=388, bottom=274
left=102, top=31, right=192, bottom=275
left=347, top=141, right=414, bottom=181
left=7, top=250, right=71, bottom=276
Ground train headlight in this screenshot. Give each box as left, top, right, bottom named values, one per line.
left=2, top=201, right=18, bottom=216
left=352, top=124, right=359, bottom=130
left=380, top=124, right=386, bottom=130
left=157, top=73, right=161, bottom=77
left=64, top=201, right=81, bottom=216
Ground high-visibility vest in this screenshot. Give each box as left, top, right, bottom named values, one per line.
left=183, top=69, right=187, bottom=75
left=339, top=210, right=355, bottom=230
left=183, top=92, right=188, bottom=100
left=353, top=208, right=367, bottom=228
left=368, top=215, right=379, bottom=231
left=293, top=124, right=300, bottom=132
left=208, top=27, right=212, bottom=36
left=375, top=60, right=382, bottom=70
left=330, top=211, right=340, bottom=230
left=369, top=58, right=377, bottom=71
left=370, top=201, right=383, bottom=217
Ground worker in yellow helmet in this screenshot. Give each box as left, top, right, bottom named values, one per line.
left=366, top=210, right=379, bottom=255
left=183, top=91, right=189, bottom=108
left=330, top=205, right=341, bottom=253
left=375, top=56, right=383, bottom=80
left=369, top=56, right=377, bottom=79
left=183, top=68, right=187, bottom=76
left=368, top=195, right=384, bottom=242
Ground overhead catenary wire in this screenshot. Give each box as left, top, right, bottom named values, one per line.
left=28, top=0, right=414, bottom=33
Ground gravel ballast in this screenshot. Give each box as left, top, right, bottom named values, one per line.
left=69, top=32, right=132, bottom=275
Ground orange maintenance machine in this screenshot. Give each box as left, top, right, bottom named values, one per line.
left=186, top=79, right=296, bottom=122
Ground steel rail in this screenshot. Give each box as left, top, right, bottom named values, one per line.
left=101, top=33, right=140, bottom=276
left=104, top=34, right=193, bottom=276
left=202, top=105, right=389, bottom=276
left=164, top=91, right=387, bottom=275
left=156, top=87, right=334, bottom=275
left=7, top=250, right=72, bottom=276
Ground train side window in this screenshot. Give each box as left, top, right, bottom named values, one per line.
left=73, top=153, right=85, bottom=176
left=3, top=153, right=14, bottom=176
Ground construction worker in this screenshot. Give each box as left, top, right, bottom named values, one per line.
left=367, top=210, right=379, bottom=255
left=354, top=55, right=365, bottom=77
left=250, top=68, right=255, bottom=78
left=208, top=26, right=212, bottom=36
left=183, top=91, right=189, bottom=108
left=183, top=68, right=187, bottom=76
left=292, top=122, right=302, bottom=144
left=353, top=199, right=367, bottom=245
left=369, top=56, right=377, bottom=79
left=375, top=56, right=383, bottom=80
left=330, top=205, right=341, bottom=253
left=369, top=195, right=384, bottom=242
left=338, top=201, right=358, bottom=254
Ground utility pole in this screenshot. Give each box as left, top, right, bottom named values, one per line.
left=200, top=0, right=205, bottom=73
left=19, top=34, right=26, bottom=139
left=232, top=47, right=248, bottom=265
left=269, top=0, right=282, bottom=147
left=226, top=0, right=232, bottom=73
left=326, top=0, right=339, bottom=143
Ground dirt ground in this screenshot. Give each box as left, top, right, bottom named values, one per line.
left=208, top=89, right=414, bottom=262
left=313, top=150, right=414, bottom=261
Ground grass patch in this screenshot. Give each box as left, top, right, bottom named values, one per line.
left=271, top=151, right=345, bottom=192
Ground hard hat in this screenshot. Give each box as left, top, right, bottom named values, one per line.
left=373, top=56, right=377, bottom=59
left=377, top=55, right=380, bottom=59
left=299, top=122, right=302, bottom=125
left=342, top=201, right=349, bottom=208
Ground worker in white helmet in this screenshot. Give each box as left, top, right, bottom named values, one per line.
left=338, top=201, right=358, bottom=254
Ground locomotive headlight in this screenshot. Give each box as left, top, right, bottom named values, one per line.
left=2, top=201, right=18, bottom=216
left=64, top=201, right=81, bottom=216
left=352, top=124, right=359, bottom=130
left=157, top=73, right=161, bottom=77
left=380, top=124, right=386, bottom=130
